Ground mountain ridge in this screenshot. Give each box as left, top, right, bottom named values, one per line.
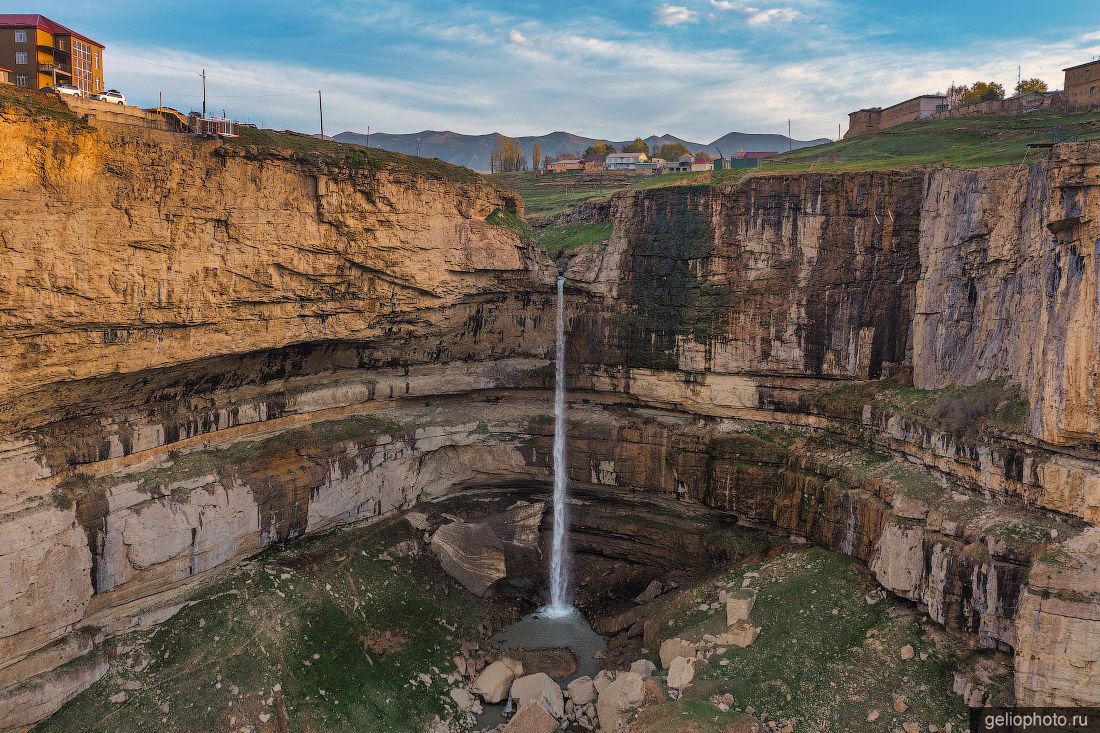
left=332, top=128, right=830, bottom=171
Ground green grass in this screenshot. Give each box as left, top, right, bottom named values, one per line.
left=648, top=548, right=971, bottom=733
left=491, top=171, right=629, bottom=217
left=227, top=127, right=486, bottom=184
left=534, top=221, right=612, bottom=254
left=37, top=519, right=489, bottom=733
left=813, top=377, right=1029, bottom=437
left=760, top=110, right=1100, bottom=172
left=633, top=697, right=755, bottom=733
left=485, top=207, right=533, bottom=240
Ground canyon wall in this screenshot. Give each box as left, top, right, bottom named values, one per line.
left=0, top=97, right=1097, bottom=731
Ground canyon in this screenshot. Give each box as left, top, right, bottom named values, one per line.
left=0, top=95, right=1097, bottom=731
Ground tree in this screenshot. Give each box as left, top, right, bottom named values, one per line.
left=655, top=142, right=690, bottom=160
left=623, top=137, right=649, bottom=154
left=693, top=151, right=713, bottom=163
left=582, top=141, right=613, bottom=161
left=532, top=141, right=543, bottom=171
left=1015, top=78, right=1048, bottom=95
left=556, top=151, right=580, bottom=161
left=961, top=81, right=1005, bottom=104
left=490, top=136, right=527, bottom=173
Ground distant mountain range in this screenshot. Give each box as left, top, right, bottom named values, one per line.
left=332, top=129, right=830, bottom=171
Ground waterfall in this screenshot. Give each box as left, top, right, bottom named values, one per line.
left=842, top=495, right=857, bottom=557
left=545, top=275, right=573, bottom=618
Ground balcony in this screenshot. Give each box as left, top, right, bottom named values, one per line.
left=39, top=63, right=72, bottom=75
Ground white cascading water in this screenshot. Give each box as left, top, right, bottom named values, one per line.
left=545, top=275, right=573, bottom=618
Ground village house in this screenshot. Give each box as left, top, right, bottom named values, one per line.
left=604, top=151, right=648, bottom=170
left=690, top=158, right=712, bottom=172
left=665, top=154, right=693, bottom=173
left=0, top=14, right=105, bottom=95
left=0, top=66, right=10, bottom=84
left=844, top=94, right=947, bottom=138
left=546, top=159, right=584, bottom=173
left=1064, top=59, right=1100, bottom=107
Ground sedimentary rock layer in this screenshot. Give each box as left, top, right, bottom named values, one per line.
left=0, top=99, right=1097, bottom=730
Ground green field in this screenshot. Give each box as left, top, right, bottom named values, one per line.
left=489, top=171, right=630, bottom=217
left=761, top=110, right=1100, bottom=172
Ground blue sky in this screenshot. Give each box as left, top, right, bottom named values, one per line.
left=16, top=0, right=1100, bottom=141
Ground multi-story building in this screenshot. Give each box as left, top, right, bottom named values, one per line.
left=1064, top=59, right=1100, bottom=107
left=0, top=15, right=104, bottom=95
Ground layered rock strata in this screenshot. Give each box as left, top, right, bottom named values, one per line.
left=1, top=97, right=1098, bottom=730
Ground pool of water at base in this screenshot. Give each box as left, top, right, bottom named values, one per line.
left=474, top=606, right=606, bottom=729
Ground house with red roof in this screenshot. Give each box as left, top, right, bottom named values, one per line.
left=0, top=15, right=104, bottom=95
left=0, top=66, right=11, bottom=85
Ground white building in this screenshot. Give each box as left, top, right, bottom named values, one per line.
left=605, top=152, right=648, bottom=170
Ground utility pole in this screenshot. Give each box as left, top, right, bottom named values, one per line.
left=838, top=123, right=841, bottom=140
left=318, top=90, right=324, bottom=139
left=159, top=91, right=163, bottom=110
left=201, top=69, right=206, bottom=117
left=788, top=119, right=792, bottom=151
left=416, top=137, right=421, bottom=156
left=1017, top=65, right=1022, bottom=94
left=367, top=125, right=370, bottom=148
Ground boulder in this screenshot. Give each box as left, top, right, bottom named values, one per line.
left=633, top=579, right=663, bottom=605
left=900, top=644, right=915, bottom=660
left=666, top=656, right=697, bottom=690
left=503, top=701, right=558, bottom=733
left=723, top=621, right=761, bottom=647
left=592, top=670, right=614, bottom=695
left=511, top=672, right=565, bottom=719
left=471, top=657, right=524, bottom=703
left=659, top=638, right=697, bottom=669
left=596, top=671, right=646, bottom=732
left=449, top=687, right=482, bottom=714
left=566, top=676, right=596, bottom=706
left=429, top=521, right=506, bottom=596
left=629, top=659, right=656, bottom=677
left=725, top=589, right=757, bottom=624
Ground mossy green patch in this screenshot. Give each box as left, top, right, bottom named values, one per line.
left=38, top=518, right=489, bottom=733
left=647, top=547, right=971, bottom=732
left=534, top=221, right=612, bottom=254
left=485, top=207, right=534, bottom=240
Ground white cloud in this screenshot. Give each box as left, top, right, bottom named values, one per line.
left=508, top=29, right=529, bottom=44
left=710, top=1, right=804, bottom=25
left=101, top=19, right=1100, bottom=146
left=655, top=5, right=700, bottom=26
left=745, top=7, right=803, bottom=25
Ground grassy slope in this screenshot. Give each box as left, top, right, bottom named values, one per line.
left=761, top=110, right=1100, bottom=172
left=640, top=547, right=975, bottom=733
left=0, top=84, right=89, bottom=126
left=38, top=519, right=496, bottom=733
left=536, top=221, right=613, bottom=254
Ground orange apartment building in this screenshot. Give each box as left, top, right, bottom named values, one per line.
left=0, top=14, right=104, bottom=95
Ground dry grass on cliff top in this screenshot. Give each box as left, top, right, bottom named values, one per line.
left=0, top=84, right=88, bottom=126
left=224, top=126, right=487, bottom=185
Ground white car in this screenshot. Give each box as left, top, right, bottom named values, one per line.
left=92, top=89, right=126, bottom=105
left=50, top=83, right=83, bottom=98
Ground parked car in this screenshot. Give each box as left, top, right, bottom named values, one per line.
left=92, top=89, right=126, bottom=105
left=49, top=83, right=83, bottom=98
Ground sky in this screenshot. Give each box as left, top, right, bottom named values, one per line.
left=14, top=0, right=1100, bottom=142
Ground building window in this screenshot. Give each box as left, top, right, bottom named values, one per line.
left=14, top=30, right=26, bottom=43
left=15, top=73, right=28, bottom=87
left=15, top=51, right=27, bottom=65
left=57, top=38, right=67, bottom=51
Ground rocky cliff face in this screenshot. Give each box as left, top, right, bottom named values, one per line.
left=1, top=100, right=1097, bottom=731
